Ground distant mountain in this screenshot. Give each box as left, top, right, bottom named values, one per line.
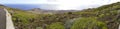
left=27, top=8, right=79, bottom=14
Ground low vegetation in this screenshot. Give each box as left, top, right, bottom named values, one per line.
left=0, top=2, right=119, bottom=29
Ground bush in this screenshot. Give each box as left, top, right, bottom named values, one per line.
left=47, top=22, right=65, bottom=29
left=71, top=17, right=107, bottom=29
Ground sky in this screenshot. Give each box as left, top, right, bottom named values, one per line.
left=0, top=0, right=120, bottom=10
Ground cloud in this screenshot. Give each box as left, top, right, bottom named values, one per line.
left=55, top=0, right=120, bottom=10
left=0, top=0, right=119, bottom=10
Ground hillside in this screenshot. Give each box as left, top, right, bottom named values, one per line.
left=0, top=2, right=120, bottom=29
left=27, top=8, right=79, bottom=14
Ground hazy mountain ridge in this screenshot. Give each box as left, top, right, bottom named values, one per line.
left=27, top=8, right=80, bottom=14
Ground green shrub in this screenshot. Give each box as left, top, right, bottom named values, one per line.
left=47, top=22, right=65, bottom=29
left=71, top=17, right=107, bottom=29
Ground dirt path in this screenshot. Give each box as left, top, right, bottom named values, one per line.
left=118, top=25, right=120, bottom=29
left=5, top=8, right=15, bottom=29
left=0, top=8, right=14, bottom=29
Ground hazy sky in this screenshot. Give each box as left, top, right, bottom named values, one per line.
left=0, top=0, right=120, bottom=10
